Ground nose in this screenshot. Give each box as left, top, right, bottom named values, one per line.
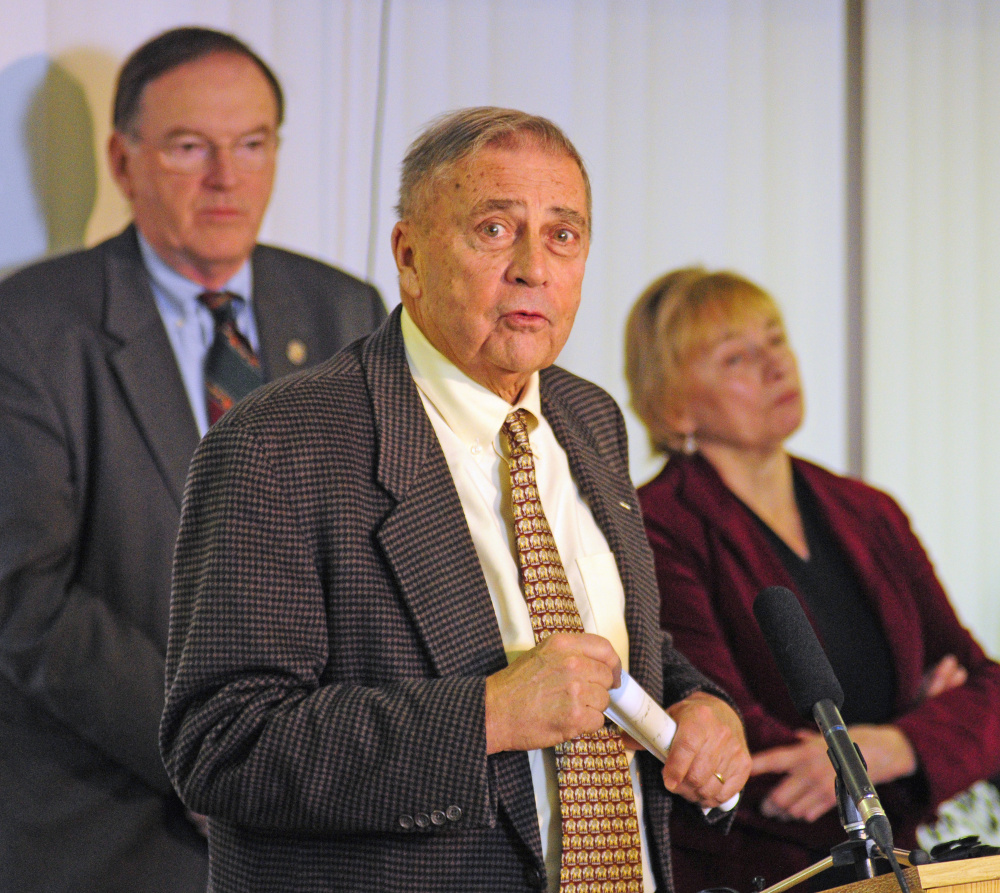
left=204, top=145, right=239, bottom=188
left=763, top=343, right=795, bottom=380
left=506, top=231, right=549, bottom=288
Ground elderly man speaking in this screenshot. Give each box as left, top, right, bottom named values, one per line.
left=161, top=107, right=750, bottom=893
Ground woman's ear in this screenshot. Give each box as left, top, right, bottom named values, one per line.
left=663, top=395, right=694, bottom=439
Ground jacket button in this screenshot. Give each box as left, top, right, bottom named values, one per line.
left=414, top=813, right=431, bottom=828
left=445, top=805, right=462, bottom=821
left=398, top=814, right=414, bottom=830
left=431, top=810, right=446, bottom=825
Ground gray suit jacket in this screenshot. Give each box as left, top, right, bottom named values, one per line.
left=161, top=307, right=721, bottom=892
left=0, top=226, right=385, bottom=893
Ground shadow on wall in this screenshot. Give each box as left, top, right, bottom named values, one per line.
left=0, top=55, right=97, bottom=278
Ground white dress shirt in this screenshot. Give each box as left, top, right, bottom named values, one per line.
left=401, top=309, right=655, bottom=892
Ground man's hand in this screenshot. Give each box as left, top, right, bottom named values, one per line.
left=485, top=633, right=621, bottom=754
left=662, top=692, right=751, bottom=808
left=751, top=725, right=918, bottom=822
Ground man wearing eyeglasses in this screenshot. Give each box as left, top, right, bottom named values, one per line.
left=0, top=26, right=385, bottom=893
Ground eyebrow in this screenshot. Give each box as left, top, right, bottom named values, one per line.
left=161, top=124, right=274, bottom=141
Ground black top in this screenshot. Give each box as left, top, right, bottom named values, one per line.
left=749, top=470, right=896, bottom=724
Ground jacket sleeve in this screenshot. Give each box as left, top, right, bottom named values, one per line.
left=873, top=492, right=1000, bottom=806
left=160, top=416, right=498, bottom=834
left=0, top=316, right=173, bottom=795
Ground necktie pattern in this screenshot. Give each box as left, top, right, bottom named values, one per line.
left=198, top=291, right=264, bottom=425
left=501, top=409, right=643, bottom=893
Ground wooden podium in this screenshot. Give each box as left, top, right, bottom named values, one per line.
left=826, top=854, right=1000, bottom=893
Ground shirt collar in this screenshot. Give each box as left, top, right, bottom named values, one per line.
left=400, top=307, right=542, bottom=447
left=137, top=229, right=253, bottom=313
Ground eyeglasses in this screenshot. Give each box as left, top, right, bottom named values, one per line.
left=131, top=131, right=279, bottom=174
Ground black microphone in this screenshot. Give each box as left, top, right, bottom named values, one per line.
left=753, top=585, right=895, bottom=858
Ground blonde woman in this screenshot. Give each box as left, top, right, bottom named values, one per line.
left=625, top=267, right=1000, bottom=891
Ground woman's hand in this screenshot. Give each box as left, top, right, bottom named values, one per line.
left=750, top=730, right=836, bottom=821
left=750, top=724, right=917, bottom=822
left=921, top=654, right=967, bottom=700
left=848, top=724, right=917, bottom=785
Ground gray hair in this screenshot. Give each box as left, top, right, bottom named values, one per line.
left=396, top=106, right=591, bottom=227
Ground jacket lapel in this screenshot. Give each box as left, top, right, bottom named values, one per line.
left=675, top=455, right=924, bottom=711
left=792, top=460, right=924, bottom=709
left=541, top=382, right=661, bottom=692
left=364, top=311, right=507, bottom=678
left=102, top=227, right=199, bottom=508
left=252, top=248, right=326, bottom=381
left=361, top=311, right=544, bottom=863
left=676, top=454, right=792, bottom=589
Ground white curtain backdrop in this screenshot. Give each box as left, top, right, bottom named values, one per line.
left=0, top=0, right=849, bottom=481
left=2, top=0, right=996, bottom=655
left=368, top=0, right=848, bottom=491
left=865, top=0, right=1000, bottom=653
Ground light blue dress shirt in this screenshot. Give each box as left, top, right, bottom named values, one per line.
left=138, top=233, right=260, bottom=436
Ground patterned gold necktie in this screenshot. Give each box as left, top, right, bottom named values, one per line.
left=501, top=409, right=643, bottom=893
left=198, top=291, right=265, bottom=425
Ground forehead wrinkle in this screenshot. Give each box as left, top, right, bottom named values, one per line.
left=471, top=198, right=526, bottom=216
left=135, top=56, right=279, bottom=136
left=467, top=197, right=588, bottom=229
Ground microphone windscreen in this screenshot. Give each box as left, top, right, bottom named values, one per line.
left=753, top=585, right=844, bottom=716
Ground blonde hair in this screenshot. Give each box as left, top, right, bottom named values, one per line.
left=624, top=266, right=784, bottom=454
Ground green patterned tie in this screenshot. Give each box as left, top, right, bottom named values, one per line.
left=198, top=291, right=264, bottom=425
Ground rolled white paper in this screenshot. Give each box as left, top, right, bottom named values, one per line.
left=605, top=670, right=740, bottom=813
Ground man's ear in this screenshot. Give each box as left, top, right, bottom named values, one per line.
left=391, top=220, right=422, bottom=301
left=107, top=131, right=135, bottom=201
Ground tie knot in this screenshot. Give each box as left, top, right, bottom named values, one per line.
left=198, top=291, right=236, bottom=326
left=502, top=409, right=532, bottom=458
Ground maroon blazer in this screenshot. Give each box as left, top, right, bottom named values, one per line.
left=639, top=453, right=1000, bottom=892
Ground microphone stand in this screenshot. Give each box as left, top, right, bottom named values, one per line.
left=752, top=785, right=913, bottom=893
left=832, top=778, right=880, bottom=880
left=755, top=849, right=917, bottom=893
left=751, top=588, right=913, bottom=893
left=827, top=751, right=912, bottom=893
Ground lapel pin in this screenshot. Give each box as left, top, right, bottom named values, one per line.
left=618, top=501, right=633, bottom=511
left=286, top=339, right=307, bottom=366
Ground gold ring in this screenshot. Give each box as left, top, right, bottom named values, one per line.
left=713, top=772, right=725, bottom=784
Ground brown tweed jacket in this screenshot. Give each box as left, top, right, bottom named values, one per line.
left=161, top=307, right=720, bottom=892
